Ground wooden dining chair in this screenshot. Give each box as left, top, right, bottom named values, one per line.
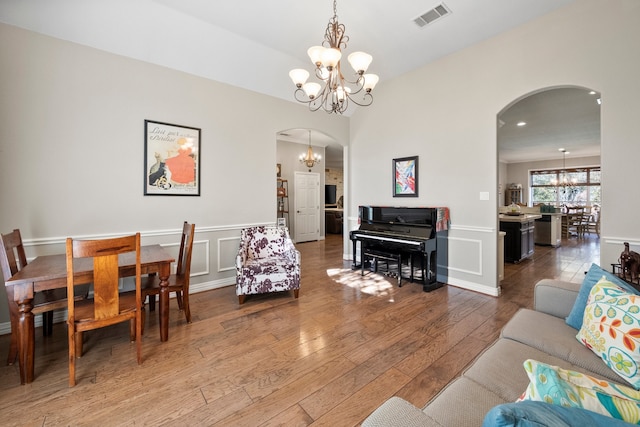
left=1, top=229, right=67, bottom=365
left=584, top=210, right=601, bottom=237
left=65, top=233, right=143, bottom=387
left=142, top=221, right=195, bottom=329
left=565, top=206, right=584, bottom=238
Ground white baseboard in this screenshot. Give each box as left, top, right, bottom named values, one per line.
left=447, top=277, right=501, bottom=297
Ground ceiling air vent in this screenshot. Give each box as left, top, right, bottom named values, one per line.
left=413, top=3, right=451, bottom=28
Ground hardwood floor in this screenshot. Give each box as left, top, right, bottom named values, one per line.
left=0, top=233, right=600, bottom=426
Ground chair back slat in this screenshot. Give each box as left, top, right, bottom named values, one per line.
left=92, top=254, right=121, bottom=319
left=176, top=222, right=195, bottom=277
left=0, top=229, right=27, bottom=281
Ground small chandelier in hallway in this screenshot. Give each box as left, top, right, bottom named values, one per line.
left=300, top=130, right=321, bottom=171
left=288, top=0, right=379, bottom=114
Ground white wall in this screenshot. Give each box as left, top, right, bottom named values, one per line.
left=0, top=23, right=349, bottom=326
left=349, top=0, right=640, bottom=295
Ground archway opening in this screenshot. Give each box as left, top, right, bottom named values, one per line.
left=497, top=86, right=601, bottom=276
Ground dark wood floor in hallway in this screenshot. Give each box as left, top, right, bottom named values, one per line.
left=0, top=233, right=600, bottom=426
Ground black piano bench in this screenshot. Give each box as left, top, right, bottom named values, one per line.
left=362, top=249, right=403, bottom=286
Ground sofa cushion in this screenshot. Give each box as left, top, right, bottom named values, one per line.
left=519, top=359, right=640, bottom=424
left=422, top=376, right=508, bottom=427
left=577, top=278, right=640, bottom=388
left=566, top=263, right=639, bottom=330
left=419, top=337, right=622, bottom=426
left=462, top=337, right=623, bottom=405
left=361, top=396, right=443, bottom=427
left=483, top=401, right=634, bottom=427
left=502, top=308, right=629, bottom=385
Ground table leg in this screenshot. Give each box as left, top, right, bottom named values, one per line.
left=158, top=263, right=171, bottom=342
left=17, top=298, right=35, bottom=384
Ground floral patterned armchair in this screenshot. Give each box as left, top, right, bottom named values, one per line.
left=235, top=226, right=300, bottom=304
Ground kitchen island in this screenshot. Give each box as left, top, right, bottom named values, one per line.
left=499, top=213, right=542, bottom=263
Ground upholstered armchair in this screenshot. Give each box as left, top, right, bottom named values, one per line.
left=236, top=226, right=300, bottom=304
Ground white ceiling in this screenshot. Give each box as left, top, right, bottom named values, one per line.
left=498, top=87, right=601, bottom=164
left=1, top=0, right=594, bottom=165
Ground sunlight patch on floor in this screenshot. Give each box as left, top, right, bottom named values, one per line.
left=326, top=267, right=395, bottom=301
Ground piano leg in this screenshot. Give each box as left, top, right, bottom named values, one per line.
left=410, top=255, right=414, bottom=283
left=352, top=239, right=362, bottom=270
left=421, top=249, right=444, bottom=292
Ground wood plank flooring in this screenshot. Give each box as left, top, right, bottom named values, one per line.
left=0, top=233, right=600, bottom=426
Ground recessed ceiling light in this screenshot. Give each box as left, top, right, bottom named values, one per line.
left=589, top=91, right=596, bottom=95
left=517, top=121, right=527, bottom=127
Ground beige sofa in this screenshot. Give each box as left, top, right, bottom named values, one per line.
left=362, top=279, right=636, bottom=426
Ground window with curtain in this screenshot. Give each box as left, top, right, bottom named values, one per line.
left=530, top=167, right=600, bottom=206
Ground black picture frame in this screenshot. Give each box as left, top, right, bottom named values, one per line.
left=393, top=155, right=419, bottom=197
left=144, top=120, right=201, bottom=196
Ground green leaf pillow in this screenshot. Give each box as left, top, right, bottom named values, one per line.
left=577, top=277, right=640, bottom=389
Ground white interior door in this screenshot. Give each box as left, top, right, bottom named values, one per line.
left=294, top=171, right=320, bottom=243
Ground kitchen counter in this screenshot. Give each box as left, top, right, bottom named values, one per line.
left=498, top=213, right=542, bottom=223
left=499, top=214, right=540, bottom=263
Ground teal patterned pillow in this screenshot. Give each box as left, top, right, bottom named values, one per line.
left=566, top=263, right=640, bottom=330
left=519, top=359, right=640, bottom=424
left=577, top=277, right=640, bottom=388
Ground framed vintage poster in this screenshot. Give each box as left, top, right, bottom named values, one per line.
left=393, top=155, right=418, bottom=197
left=144, top=120, right=201, bottom=196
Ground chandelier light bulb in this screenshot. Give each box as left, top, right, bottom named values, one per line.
left=348, top=51, right=372, bottom=74
left=289, top=69, right=309, bottom=88
left=307, top=46, right=325, bottom=67
left=303, top=82, right=322, bottom=99
left=362, top=74, right=379, bottom=92
left=321, top=48, right=342, bottom=69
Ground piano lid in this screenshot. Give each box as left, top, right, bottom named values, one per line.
left=358, top=205, right=450, bottom=232
left=359, top=206, right=430, bottom=226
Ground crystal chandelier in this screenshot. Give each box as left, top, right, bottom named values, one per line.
left=552, top=148, right=578, bottom=200
left=288, top=0, right=379, bottom=114
left=300, top=130, right=321, bottom=170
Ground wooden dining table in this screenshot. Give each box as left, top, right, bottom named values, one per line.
left=5, top=244, right=175, bottom=384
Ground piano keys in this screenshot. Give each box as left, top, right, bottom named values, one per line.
left=350, top=206, right=449, bottom=291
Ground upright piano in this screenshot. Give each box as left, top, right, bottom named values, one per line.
left=350, top=206, right=449, bottom=292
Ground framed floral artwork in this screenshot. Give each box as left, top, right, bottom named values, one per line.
left=393, top=156, right=418, bottom=197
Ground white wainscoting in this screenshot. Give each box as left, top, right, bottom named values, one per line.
left=218, top=236, right=240, bottom=272
left=0, top=224, right=264, bottom=335
left=600, top=236, right=640, bottom=272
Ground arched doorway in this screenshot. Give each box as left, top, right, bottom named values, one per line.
left=497, top=86, right=601, bottom=274
left=276, top=128, right=345, bottom=243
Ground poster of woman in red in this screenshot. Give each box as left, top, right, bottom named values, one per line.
left=144, top=120, right=201, bottom=196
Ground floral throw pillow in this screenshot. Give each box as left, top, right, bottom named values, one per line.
left=519, top=359, right=640, bottom=424
left=577, top=277, right=640, bottom=388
